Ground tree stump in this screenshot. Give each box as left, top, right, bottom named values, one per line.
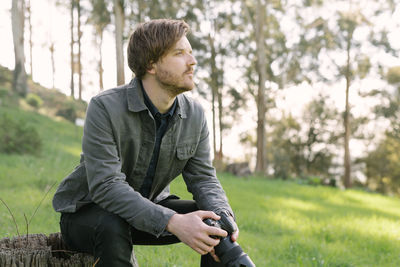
left=0, top=233, right=95, bottom=267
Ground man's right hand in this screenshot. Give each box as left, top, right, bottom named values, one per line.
left=166, top=210, right=228, bottom=255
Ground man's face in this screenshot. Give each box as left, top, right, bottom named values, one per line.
left=152, top=36, right=197, bottom=96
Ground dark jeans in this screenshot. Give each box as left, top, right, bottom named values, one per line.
left=60, top=198, right=223, bottom=267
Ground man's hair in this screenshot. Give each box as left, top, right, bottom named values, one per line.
left=127, top=19, right=190, bottom=79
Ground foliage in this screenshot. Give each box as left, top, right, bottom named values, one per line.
left=387, top=66, right=400, bottom=85
left=0, top=113, right=42, bottom=155
left=0, top=65, right=13, bottom=86
left=26, top=93, right=43, bottom=108
left=56, top=99, right=80, bottom=123
left=0, top=87, right=10, bottom=98
left=362, top=132, right=400, bottom=195
left=266, top=96, right=341, bottom=180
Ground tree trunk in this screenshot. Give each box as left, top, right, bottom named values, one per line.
left=27, top=0, right=33, bottom=80
left=11, top=0, right=28, bottom=97
left=70, top=0, right=75, bottom=99
left=114, top=0, right=125, bottom=85
left=208, top=33, right=218, bottom=161
left=50, top=42, right=55, bottom=89
left=99, top=31, right=104, bottom=91
left=343, top=33, right=352, bottom=188
left=77, top=0, right=83, bottom=100
left=255, top=0, right=267, bottom=173
left=217, top=63, right=223, bottom=160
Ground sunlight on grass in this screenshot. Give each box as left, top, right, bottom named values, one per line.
left=61, top=145, right=82, bottom=158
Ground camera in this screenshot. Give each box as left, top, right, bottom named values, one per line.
left=203, top=213, right=256, bottom=267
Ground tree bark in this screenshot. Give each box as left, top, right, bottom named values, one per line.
left=77, top=0, right=83, bottom=100
left=114, top=0, right=125, bottom=85
left=11, top=0, right=28, bottom=97
left=50, top=42, right=55, bottom=89
left=0, top=233, right=94, bottom=266
left=70, top=0, right=75, bottom=98
left=0, top=233, right=139, bottom=266
left=343, top=31, right=352, bottom=188
left=255, top=0, right=267, bottom=173
left=208, top=33, right=218, bottom=161
left=99, top=31, right=104, bottom=91
left=27, top=0, right=33, bottom=80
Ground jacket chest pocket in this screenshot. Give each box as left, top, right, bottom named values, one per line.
left=175, top=143, right=197, bottom=171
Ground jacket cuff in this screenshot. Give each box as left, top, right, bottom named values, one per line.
left=151, top=207, right=177, bottom=238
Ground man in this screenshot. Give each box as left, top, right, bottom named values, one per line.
left=53, top=19, right=238, bottom=266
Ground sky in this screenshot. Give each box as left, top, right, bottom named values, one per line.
left=1, top=0, right=400, bottom=165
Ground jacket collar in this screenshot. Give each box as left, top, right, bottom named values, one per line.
left=127, top=78, right=187, bottom=119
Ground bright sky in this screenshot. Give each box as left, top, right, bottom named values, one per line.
left=1, top=1, right=399, bottom=163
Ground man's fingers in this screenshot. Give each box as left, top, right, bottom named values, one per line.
left=231, top=229, right=239, bottom=242
left=207, top=225, right=228, bottom=238
left=197, top=210, right=220, bottom=221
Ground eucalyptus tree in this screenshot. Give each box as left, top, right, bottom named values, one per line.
left=266, top=94, right=340, bottom=179
left=26, top=0, right=33, bottom=80
left=195, top=0, right=238, bottom=163
left=64, top=0, right=83, bottom=99
left=88, top=0, right=111, bottom=91
left=299, top=0, right=397, bottom=188
left=11, top=0, right=28, bottom=96
left=238, top=0, right=303, bottom=174
left=363, top=66, right=400, bottom=194
left=114, top=0, right=125, bottom=85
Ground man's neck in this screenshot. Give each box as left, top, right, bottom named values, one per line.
left=141, top=78, right=176, bottom=114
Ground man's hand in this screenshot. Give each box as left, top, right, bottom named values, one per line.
left=166, top=210, right=228, bottom=255
left=210, top=216, right=239, bottom=262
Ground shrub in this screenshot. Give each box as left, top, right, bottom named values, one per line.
left=56, top=100, right=78, bottom=123
left=26, top=93, right=43, bottom=108
left=0, top=87, right=9, bottom=98
left=0, top=114, right=42, bottom=155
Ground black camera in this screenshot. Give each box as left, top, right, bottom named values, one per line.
left=203, top=213, right=256, bottom=267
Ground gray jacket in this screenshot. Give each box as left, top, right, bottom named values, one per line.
left=52, top=78, right=233, bottom=237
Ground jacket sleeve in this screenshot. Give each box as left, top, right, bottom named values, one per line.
left=83, top=98, right=176, bottom=237
left=181, top=108, right=234, bottom=218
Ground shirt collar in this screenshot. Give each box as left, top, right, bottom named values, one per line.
left=140, top=80, right=177, bottom=118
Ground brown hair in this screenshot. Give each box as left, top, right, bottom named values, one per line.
left=127, top=19, right=190, bottom=79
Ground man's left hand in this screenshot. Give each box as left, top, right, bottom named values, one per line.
left=209, top=218, right=239, bottom=262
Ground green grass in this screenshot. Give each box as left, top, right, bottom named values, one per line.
left=1, top=106, right=400, bottom=266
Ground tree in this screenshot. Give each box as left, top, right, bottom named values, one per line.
left=267, top=95, right=340, bottom=179
left=239, top=0, right=302, bottom=174
left=70, top=0, right=75, bottom=98
left=364, top=66, right=400, bottom=194
left=11, top=0, right=28, bottom=96
left=26, top=0, right=33, bottom=80
left=88, top=0, right=111, bottom=91
left=77, top=0, right=83, bottom=100
left=298, top=0, right=396, bottom=188
left=114, top=0, right=125, bottom=85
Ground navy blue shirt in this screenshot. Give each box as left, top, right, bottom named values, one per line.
left=139, top=82, right=177, bottom=198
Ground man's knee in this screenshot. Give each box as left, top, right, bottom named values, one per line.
left=96, top=211, right=131, bottom=243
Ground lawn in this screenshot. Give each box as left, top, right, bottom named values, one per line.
left=1, top=106, right=400, bottom=266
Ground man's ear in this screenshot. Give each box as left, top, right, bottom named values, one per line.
left=147, top=62, right=156, bottom=75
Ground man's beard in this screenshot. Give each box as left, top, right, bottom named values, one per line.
left=155, top=67, right=194, bottom=97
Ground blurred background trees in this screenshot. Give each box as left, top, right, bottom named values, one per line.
left=3, top=0, right=400, bottom=195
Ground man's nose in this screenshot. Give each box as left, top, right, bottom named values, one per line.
left=188, top=53, right=197, bottom=66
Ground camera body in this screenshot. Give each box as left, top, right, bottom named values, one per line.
left=204, top=213, right=256, bottom=267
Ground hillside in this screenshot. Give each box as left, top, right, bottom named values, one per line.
left=0, top=65, right=87, bottom=122
left=1, top=67, right=400, bottom=266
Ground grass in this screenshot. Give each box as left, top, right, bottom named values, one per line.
left=1, top=106, right=400, bottom=266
